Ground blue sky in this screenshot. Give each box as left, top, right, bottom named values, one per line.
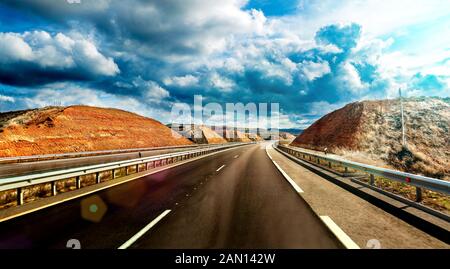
left=0, top=0, right=449, bottom=128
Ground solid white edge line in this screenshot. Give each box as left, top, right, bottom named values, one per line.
left=320, top=216, right=360, bottom=249
left=273, top=160, right=304, bottom=193
left=216, top=164, right=226, bottom=172
left=118, top=209, right=171, bottom=249
left=265, top=144, right=304, bottom=193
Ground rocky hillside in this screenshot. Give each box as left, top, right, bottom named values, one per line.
left=170, top=124, right=228, bottom=144
left=291, top=97, right=450, bottom=180
left=279, top=132, right=296, bottom=141
left=214, top=126, right=253, bottom=142
left=0, top=106, right=192, bottom=157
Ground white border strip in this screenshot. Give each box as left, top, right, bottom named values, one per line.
left=118, top=209, right=171, bottom=249
left=320, top=216, right=360, bottom=249
left=266, top=144, right=304, bottom=193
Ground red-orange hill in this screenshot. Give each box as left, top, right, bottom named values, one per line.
left=0, top=106, right=192, bottom=157
left=291, top=101, right=365, bottom=150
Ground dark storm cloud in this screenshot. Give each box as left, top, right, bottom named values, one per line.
left=1, top=0, right=261, bottom=59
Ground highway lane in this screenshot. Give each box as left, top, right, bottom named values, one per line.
left=130, top=143, right=341, bottom=248
left=0, top=144, right=253, bottom=248
left=0, top=146, right=206, bottom=178
left=0, top=143, right=342, bottom=249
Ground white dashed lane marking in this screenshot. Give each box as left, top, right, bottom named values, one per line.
left=118, top=210, right=171, bottom=249
left=216, top=165, right=226, bottom=172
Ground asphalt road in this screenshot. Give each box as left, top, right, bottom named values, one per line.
left=0, top=144, right=342, bottom=249
left=0, top=146, right=205, bottom=178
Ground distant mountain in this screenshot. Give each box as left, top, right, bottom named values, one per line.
left=0, top=106, right=192, bottom=157
left=291, top=97, right=450, bottom=181
left=167, top=124, right=259, bottom=143
left=279, top=128, right=303, bottom=136
left=166, top=124, right=300, bottom=141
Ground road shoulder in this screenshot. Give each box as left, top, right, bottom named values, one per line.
left=267, top=145, right=448, bottom=249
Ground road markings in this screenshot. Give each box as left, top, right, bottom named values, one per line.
left=265, top=145, right=304, bottom=193
left=118, top=210, right=171, bottom=249
left=272, top=160, right=304, bottom=193
left=216, top=165, right=226, bottom=172
left=320, top=216, right=360, bottom=249
left=1, top=145, right=245, bottom=223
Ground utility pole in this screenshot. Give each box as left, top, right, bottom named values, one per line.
left=399, top=88, right=406, bottom=147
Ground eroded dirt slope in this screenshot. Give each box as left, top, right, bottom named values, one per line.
left=0, top=106, right=192, bottom=157
left=292, top=97, right=450, bottom=180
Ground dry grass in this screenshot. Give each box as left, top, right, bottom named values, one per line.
left=291, top=97, right=450, bottom=214
left=293, top=97, right=449, bottom=180
left=354, top=97, right=449, bottom=180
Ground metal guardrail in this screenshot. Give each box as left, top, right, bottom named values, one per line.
left=0, top=144, right=203, bottom=164
left=277, top=143, right=450, bottom=201
left=0, top=142, right=252, bottom=207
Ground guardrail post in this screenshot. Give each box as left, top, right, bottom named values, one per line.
left=96, top=172, right=101, bottom=184
left=136, top=164, right=139, bottom=173
left=416, top=187, right=423, bottom=202
left=344, top=167, right=348, bottom=173
left=17, top=188, right=24, bottom=205
left=51, top=181, right=57, bottom=196
left=328, top=161, right=332, bottom=168
left=112, top=169, right=116, bottom=179
left=370, top=174, right=375, bottom=185
left=76, top=176, right=81, bottom=189
left=125, top=166, right=129, bottom=176
left=317, top=158, right=320, bottom=165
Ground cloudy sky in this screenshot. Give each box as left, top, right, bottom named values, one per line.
left=0, top=0, right=449, bottom=128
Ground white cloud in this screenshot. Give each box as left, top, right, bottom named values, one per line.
left=293, top=0, right=450, bottom=38
left=300, top=60, right=331, bottom=81
left=0, top=95, right=15, bottom=103
left=0, top=31, right=119, bottom=77
left=146, top=81, right=170, bottom=100
left=112, top=0, right=269, bottom=60
left=163, top=75, right=199, bottom=87
left=24, top=84, right=173, bottom=122
left=26, top=85, right=138, bottom=109
left=307, top=101, right=345, bottom=116
left=336, top=61, right=366, bottom=93
left=209, top=73, right=235, bottom=92
left=72, top=39, right=119, bottom=76
left=0, top=33, right=33, bottom=62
